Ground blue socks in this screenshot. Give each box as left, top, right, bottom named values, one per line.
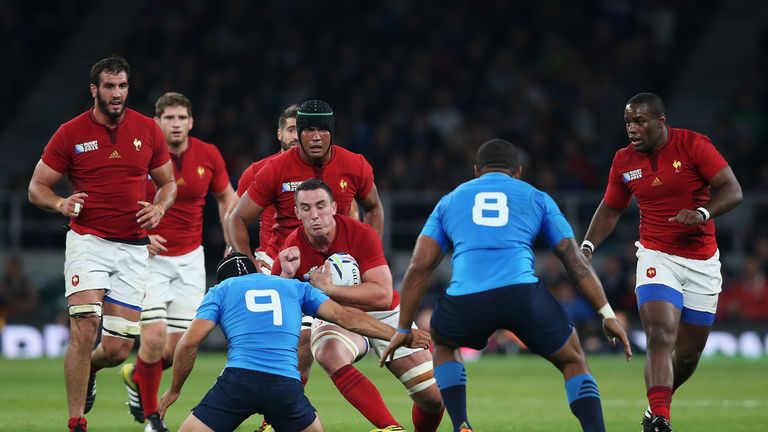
left=564, top=373, right=605, bottom=432
left=434, top=361, right=471, bottom=432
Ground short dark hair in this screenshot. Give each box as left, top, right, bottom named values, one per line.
left=155, top=92, right=193, bottom=117
left=90, top=57, right=130, bottom=86
left=215, top=252, right=257, bottom=284
left=627, top=92, right=666, bottom=117
left=279, top=104, right=300, bottom=129
left=475, top=139, right=520, bottom=171
left=294, top=178, right=334, bottom=204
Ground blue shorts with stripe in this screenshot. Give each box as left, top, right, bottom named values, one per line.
left=193, top=367, right=316, bottom=431
left=430, top=282, right=574, bottom=356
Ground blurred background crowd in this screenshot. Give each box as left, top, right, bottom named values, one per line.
left=1, top=0, right=767, bottom=351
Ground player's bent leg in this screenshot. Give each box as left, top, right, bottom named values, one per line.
left=544, top=330, right=605, bottom=432
left=386, top=350, right=444, bottom=432
left=298, top=325, right=314, bottom=385
left=431, top=341, right=472, bottom=432
left=65, top=290, right=104, bottom=419
left=300, top=414, right=324, bottom=432
left=672, top=315, right=712, bottom=390
left=178, top=413, right=215, bottom=432
left=312, top=323, right=399, bottom=428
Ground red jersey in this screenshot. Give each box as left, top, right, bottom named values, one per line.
left=247, top=145, right=375, bottom=258
left=271, top=215, right=399, bottom=310
left=603, top=126, right=728, bottom=259
left=41, top=109, right=170, bottom=240
left=236, top=153, right=280, bottom=252
left=147, top=137, right=230, bottom=256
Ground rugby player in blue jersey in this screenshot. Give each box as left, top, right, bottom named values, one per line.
left=159, top=251, right=430, bottom=432
left=382, top=139, right=632, bottom=432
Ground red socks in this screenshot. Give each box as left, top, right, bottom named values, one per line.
left=648, top=385, right=672, bottom=420
left=331, top=364, right=400, bottom=428
left=412, top=402, right=444, bottom=432
left=134, top=356, right=163, bottom=417
left=68, top=416, right=87, bottom=431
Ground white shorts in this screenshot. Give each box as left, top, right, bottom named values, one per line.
left=64, top=230, right=148, bottom=309
left=635, top=241, right=722, bottom=314
left=142, top=246, right=205, bottom=332
left=311, top=305, right=424, bottom=363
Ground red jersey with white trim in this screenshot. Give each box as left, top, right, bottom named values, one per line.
left=271, top=214, right=399, bottom=310
left=41, top=109, right=170, bottom=240
left=603, top=126, right=728, bottom=259
left=247, top=145, right=375, bottom=258
left=147, top=137, right=230, bottom=256
left=236, top=153, right=280, bottom=253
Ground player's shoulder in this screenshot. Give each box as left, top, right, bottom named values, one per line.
left=252, top=152, right=281, bottom=171
left=124, top=108, right=156, bottom=126
left=668, top=126, right=712, bottom=147
left=332, top=145, right=368, bottom=164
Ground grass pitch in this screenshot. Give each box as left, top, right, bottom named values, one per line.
left=1, top=353, right=765, bottom=431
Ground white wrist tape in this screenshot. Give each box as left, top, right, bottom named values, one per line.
left=581, top=240, right=595, bottom=253
left=696, top=207, right=710, bottom=222
left=598, top=303, right=616, bottom=320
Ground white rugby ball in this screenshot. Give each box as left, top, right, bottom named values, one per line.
left=326, top=252, right=361, bottom=286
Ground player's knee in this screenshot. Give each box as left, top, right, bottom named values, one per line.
left=69, top=319, right=100, bottom=348
left=103, top=339, right=133, bottom=363
left=140, top=324, right=167, bottom=355
left=645, top=323, right=676, bottom=347
left=311, top=329, right=362, bottom=372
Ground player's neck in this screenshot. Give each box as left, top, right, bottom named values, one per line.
left=91, top=107, right=125, bottom=128
left=168, top=139, right=189, bottom=156
left=307, top=226, right=336, bottom=252
left=298, top=146, right=332, bottom=166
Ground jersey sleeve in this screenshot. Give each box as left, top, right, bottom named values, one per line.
left=355, top=154, right=375, bottom=199
left=299, top=281, right=330, bottom=317
left=40, top=124, right=72, bottom=174
left=236, top=164, right=256, bottom=197
left=690, top=134, right=728, bottom=181
left=353, top=223, right=388, bottom=274
left=420, top=195, right=451, bottom=252
left=602, top=151, right=632, bottom=209
left=209, top=146, right=231, bottom=194
left=247, top=160, right=278, bottom=208
left=149, top=122, right=171, bottom=170
left=195, top=284, right=224, bottom=323
left=539, top=192, right=575, bottom=248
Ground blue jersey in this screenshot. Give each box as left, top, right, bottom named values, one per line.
left=421, top=172, right=574, bottom=295
left=196, top=273, right=330, bottom=379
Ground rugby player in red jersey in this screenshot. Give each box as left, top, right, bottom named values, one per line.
left=28, top=57, right=177, bottom=432
left=581, top=93, right=742, bottom=432
left=118, top=92, right=236, bottom=431
left=272, top=179, right=444, bottom=432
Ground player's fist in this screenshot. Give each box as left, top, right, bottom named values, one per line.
left=309, top=261, right=334, bottom=294
left=278, top=246, right=301, bottom=278
left=57, top=192, right=88, bottom=217
left=668, top=208, right=705, bottom=225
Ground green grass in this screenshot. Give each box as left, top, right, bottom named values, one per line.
left=1, top=353, right=766, bottom=431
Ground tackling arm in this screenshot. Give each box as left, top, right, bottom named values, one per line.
left=158, top=318, right=216, bottom=416
left=310, top=264, right=393, bottom=311
left=397, top=235, right=444, bottom=329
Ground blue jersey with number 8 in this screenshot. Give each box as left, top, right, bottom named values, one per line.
left=196, top=273, right=329, bottom=379
left=421, top=172, right=574, bottom=295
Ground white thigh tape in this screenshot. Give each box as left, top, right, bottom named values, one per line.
left=407, top=378, right=437, bottom=395
left=140, top=306, right=168, bottom=323
left=102, top=315, right=141, bottom=339
left=311, top=329, right=360, bottom=360
left=69, top=302, right=103, bottom=318
left=399, top=360, right=434, bottom=383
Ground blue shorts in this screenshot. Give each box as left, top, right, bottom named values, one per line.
left=193, top=367, right=316, bottom=431
left=430, top=282, right=574, bottom=356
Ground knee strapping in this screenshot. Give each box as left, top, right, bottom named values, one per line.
left=400, top=361, right=437, bottom=395
left=140, top=306, right=168, bottom=324
left=102, top=315, right=140, bottom=339
left=311, top=329, right=362, bottom=360
left=69, top=302, right=102, bottom=318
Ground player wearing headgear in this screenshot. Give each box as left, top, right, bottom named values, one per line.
left=158, top=252, right=431, bottom=432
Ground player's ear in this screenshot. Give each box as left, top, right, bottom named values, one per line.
left=331, top=201, right=337, bottom=215
left=474, top=165, right=480, bottom=178
left=188, top=115, right=194, bottom=131
left=294, top=205, right=300, bottom=220
left=154, top=116, right=160, bottom=125
left=89, top=84, right=97, bottom=98
left=514, top=166, right=523, bottom=179
left=658, top=113, right=667, bottom=127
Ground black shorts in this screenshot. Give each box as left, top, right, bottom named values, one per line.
left=193, top=367, right=316, bottom=432
left=430, top=282, right=574, bottom=356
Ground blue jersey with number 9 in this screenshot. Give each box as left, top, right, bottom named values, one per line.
left=421, top=172, right=574, bottom=295
left=196, top=273, right=329, bottom=379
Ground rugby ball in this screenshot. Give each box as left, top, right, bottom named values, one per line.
left=326, top=252, right=361, bottom=286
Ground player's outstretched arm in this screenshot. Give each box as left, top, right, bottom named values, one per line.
left=553, top=238, right=632, bottom=360
left=581, top=200, right=624, bottom=260
left=159, top=318, right=216, bottom=417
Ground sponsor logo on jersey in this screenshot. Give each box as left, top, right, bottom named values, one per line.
left=281, top=181, right=306, bottom=192
left=622, top=168, right=642, bottom=183
left=109, top=150, right=121, bottom=159
left=133, top=139, right=142, bottom=151
left=71, top=274, right=80, bottom=287
left=197, top=166, right=205, bottom=178
left=673, top=160, right=681, bottom=172
left=74, top=140, right=99, bottom=154
left=651, top=177, right=663, bottom=187
left=646, top=267, right=656, bottom=278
